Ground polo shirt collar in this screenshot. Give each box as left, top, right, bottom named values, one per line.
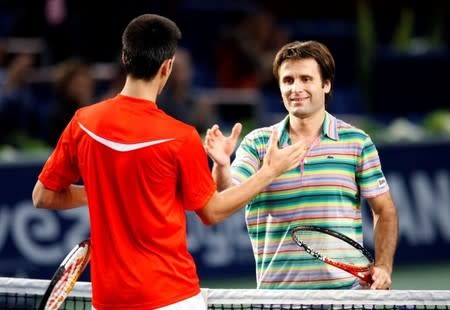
left=276, top=111, right=339, bottom=144
left=322, top=111, right=339, bottom=141
left=275, top=116, right=291, bottom=146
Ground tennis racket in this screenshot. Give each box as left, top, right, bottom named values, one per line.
left=38, top=239, right=91, bottom=310
left=291, top=225, right=374, bottom=284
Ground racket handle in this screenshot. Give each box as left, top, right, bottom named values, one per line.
left=357, top=271, right=373, bottom=285
left=359, top=272, right=373, bottom=285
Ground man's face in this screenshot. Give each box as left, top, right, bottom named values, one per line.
left=278, top=58, right=330, bottom=118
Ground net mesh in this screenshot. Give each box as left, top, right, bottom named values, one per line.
left=0, top=277, right=449, bottom=309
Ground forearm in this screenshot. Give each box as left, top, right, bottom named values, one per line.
left=373, top=206, right=398, bottom=273
left=64, top=184, right=88, bottom=208
left=33, top=181, right=88, bottom=210
left=211, top=162, right=233, bottom=191
left=199, top=166, right=273, bottom=224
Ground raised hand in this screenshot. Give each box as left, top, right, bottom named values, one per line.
left=204, top=123, right=242, bottom=167
left=262, top=129, right=307, bottom=176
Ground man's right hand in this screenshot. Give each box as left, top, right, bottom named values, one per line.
left=261, top=129, right=307, bottom=176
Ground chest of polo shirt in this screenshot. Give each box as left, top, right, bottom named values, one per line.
left=301, top=141, right=360, bottom=196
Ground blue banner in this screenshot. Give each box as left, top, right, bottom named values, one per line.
left=0, top=141, right=449, bottom=280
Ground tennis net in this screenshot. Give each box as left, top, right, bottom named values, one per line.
left=0, top=277, right=449, bottom=309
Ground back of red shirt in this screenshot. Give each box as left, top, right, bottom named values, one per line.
left=39, top=95, right=216, bottom=309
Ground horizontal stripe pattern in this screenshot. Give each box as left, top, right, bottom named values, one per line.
left=231, top=112, right=388, bottom=289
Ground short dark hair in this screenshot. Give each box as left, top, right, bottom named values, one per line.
left=121, top=14, right=182, bottom=80
left=272, top=41, right=335, bottom=105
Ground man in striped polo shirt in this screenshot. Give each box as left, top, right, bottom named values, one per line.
left=205, top=40, right=398, bottom=290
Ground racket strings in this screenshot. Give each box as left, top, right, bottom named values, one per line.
left=294, top=230, right=370, bottom=267
left=45, top=247, right=90, bottom=309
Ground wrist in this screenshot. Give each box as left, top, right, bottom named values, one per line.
left=214, top=161, right=230, bottom=169
left=374, top=263, right=392, bottom=275
left=257, top=165, right=276, bottom=183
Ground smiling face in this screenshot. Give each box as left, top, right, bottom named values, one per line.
left=278, top=58, right=331, bottom=119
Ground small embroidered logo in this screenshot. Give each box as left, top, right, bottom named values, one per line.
left=377, top=177, right=387, bottom=188
left=327, top=155, right=334, bottom=159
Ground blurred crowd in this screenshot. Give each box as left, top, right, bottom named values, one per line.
left=1, top=0, right=449, bottom=153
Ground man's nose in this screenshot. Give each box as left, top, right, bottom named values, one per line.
left=291, top=79, right=303, bottom=92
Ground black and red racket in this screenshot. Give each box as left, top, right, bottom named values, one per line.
left=291, top=225, right=374, bottom=284
left=38, top=239, right=91, bottom=310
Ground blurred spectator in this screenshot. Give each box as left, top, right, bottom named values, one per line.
left=159, top=47, right=216, bottom=133
left=214, top=9, right=290, bottom=90
left=0, top=52, right=41, bottom=148
left=98, top=62, right=126, bottom=101
left=46, top=58, right=95, bottom=146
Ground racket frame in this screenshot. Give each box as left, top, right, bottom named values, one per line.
left=38, top=239, right=91, bottom=310
left=291, top=225, right=374, bottom=284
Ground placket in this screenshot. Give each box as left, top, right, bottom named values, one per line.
left=299, top=136, right=321, bottom=176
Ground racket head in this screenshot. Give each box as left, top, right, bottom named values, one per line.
left=38, top=239, right=91, bottom=310
left=291, top=225, right=374, bottom=283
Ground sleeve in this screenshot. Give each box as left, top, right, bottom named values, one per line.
left=230, top=130, right=263, bottom=185
left=356, top=135, right=390, bottom=198
left=38, top=116, right=81, bottom=191
left=177, top=128, right=216, bottom=211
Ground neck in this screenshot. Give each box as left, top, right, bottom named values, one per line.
left=120, top=76, right=159, bottom=102
left=289, top=110, right=325, bottom=141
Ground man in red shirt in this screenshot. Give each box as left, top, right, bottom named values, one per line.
left=32, top=14, right=306, bottom=309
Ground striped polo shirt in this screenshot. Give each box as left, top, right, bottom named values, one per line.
left=231, top=112, right=389, bottom=289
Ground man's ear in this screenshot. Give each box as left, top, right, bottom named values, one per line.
left=161, top=57, right=174, bottom=77
left=323, top=79, right=331, bottom=94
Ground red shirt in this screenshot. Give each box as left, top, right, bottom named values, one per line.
left=39, top=95, right=216, bottom=309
